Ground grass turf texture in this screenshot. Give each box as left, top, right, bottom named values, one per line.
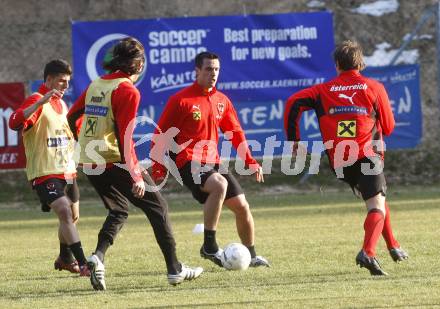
left=0, top=186, right=439, bottom=308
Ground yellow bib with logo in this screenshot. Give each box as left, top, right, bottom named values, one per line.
left=78, top=77, right=131, bottom=164
left=23, top=96, right=76, bottom=180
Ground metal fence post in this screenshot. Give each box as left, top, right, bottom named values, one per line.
left=437, top=2, right=440, bottom=108
left=389, top=5, right=436, bottom=66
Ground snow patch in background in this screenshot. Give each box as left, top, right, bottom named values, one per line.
left=402, top=33, right=433, bottom=41
left=307, top=0, right=326, bottom=8
left=364, top=42, right=419, bottom=66
left=351, top=0, right=399, bottom=16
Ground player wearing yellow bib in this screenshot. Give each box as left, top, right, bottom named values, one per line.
left=68, top=38, right=203, bottom=290
left=9, top=60, right=90, bottom=277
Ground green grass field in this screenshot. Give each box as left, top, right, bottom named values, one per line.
left=1, top=186, right=440, bottom=308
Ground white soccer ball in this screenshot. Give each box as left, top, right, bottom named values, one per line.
left=221, top=243, right=251, bottom=270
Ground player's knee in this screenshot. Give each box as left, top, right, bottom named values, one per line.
left=365, top=192, right=386, bottom=215
left=56, top=205, right=74, bottom=224
left=227, top=196, right=250, bottom=215
left=209, top=174, right=228, bottom=195
left=237, top=200, right=250, bottom=216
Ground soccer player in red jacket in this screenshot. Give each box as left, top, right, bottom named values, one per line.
left=284, top=40, right=408, bottom=276
left=151, top=52, right=269, bottom=268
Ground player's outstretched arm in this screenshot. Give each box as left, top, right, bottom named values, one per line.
left=22, top=89, right=61, bottom=119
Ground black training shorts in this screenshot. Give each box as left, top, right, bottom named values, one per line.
left=34, top=178, right=79, bottom=212
left=179, top=162, right=244, bottom=204
left=337, top=156, right=387, bottom=201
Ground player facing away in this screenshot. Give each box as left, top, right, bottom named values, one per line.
left=9, top=60, right=90, bottom=276
left=151, top=51, right=270, bottom=268
left=284, top=40, right=408, bottom=276
left=67, top=37, right=202, bottom=290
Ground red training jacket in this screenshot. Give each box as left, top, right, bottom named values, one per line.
left=151, top=82, right=259, bottom=180
left=284, top=70, right=395, bottom=168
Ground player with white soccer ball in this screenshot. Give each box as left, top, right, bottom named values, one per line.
left=221, top=243, right=252, bottom=270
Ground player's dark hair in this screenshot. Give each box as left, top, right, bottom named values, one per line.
left=195, top=52, right=219, bottom=68
left=103, top=37, right=145, bottom=75
left=333, top=40, right=366, bottom=71
left=43, top=59, right=72, bottom=81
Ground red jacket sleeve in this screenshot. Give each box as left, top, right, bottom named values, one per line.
left=150, top=95, right=181, bottom=180
left=111, top=82, right=143, bottom=183
left=9, top=94, right=43, bottom=131
left=284, top=86, right=320, bottom=141
left=375, top=83, right=395, bottom=136
left=67, top=89, right=87, bottom=140
left=219, top=99, right=259, bottom=169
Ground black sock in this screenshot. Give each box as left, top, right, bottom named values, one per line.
left=95, top=238, right=112, bottom=263
left=69, top=241, right=87, bottom=266
left=247, top=245, right=256, bottom=258
left=60, top=243, right=74, bottom=263
left=203, top=229, right=218, bottom=253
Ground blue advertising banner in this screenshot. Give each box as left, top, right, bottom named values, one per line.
left=298, top=64, right=422, bottom=151
left=366, top=65, right=422, bottom=149
left=72, top=12, right=336, bottom=159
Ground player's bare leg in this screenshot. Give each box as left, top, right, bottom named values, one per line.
left=51, top=197, right=89, bottom=276
left=365, top=192, right=386, bottom=214
left=224, top=194, right=269, bottom=267
left=201, top=173, right=227, bottom=231
left=51, top=197, right=80, bottom=245
left=71, top=201, right=79, bottom=224
left=224, top=194, right=254, bottom=246
left=199, top=173, right=227, bottom=266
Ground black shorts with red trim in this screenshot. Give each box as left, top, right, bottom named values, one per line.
left=33, top=178, right=79, bottom=212
left=336, top=156, right=387, bottom=201
left=179, top=162, right=244, bottom=204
